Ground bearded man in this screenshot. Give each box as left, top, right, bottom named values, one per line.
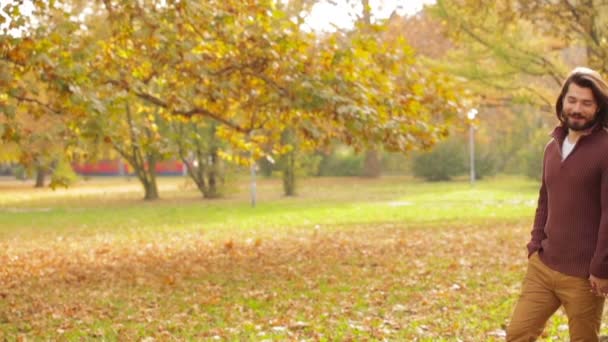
left=507, top=67, right=608, bottom=341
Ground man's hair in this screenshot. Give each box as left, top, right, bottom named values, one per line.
left=556, top=67, right=608, bottom=127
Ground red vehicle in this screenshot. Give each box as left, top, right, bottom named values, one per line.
left=72, top=159, right=185, bottom=176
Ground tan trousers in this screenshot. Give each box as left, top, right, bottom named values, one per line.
left=506, top=253, right=604, bottom=342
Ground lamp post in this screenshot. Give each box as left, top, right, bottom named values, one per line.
left=467, top=108, right=478, bottom=184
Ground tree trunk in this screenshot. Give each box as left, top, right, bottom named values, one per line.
left=194, top=159, right=208, bottom=198
left=206, top=148, right=221, bottom=198
left=281, top=129, right=297, bottom=196
left=363, top=149, right=382, bottom=178
left=143, top=153, right=159, bottom=200
left=124, top=159, right=160, bottom=201
left=204, top=124, right=222, bottom=199
left=34, top=166, right=45, bottom=188
left=143, top=179, right=159, bottom=200
left=177, top=121, right=225, bottom=199
left=283, top=149, right=296, bottom=196
left=361, top=0, right=372, bottom=25
left=113, top=102, right=161, bottom=200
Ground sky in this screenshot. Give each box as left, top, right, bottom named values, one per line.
left=304, top=0, right=436, bottom=31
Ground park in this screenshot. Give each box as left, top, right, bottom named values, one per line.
left=1, top=175, right=556, bottom=340
left=2, top=0, right=608, bottom=340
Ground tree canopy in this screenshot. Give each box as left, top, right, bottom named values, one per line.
left=1, top=0, right=467, bottom=196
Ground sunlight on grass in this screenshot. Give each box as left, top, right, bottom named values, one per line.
left=0, top=175, right=539, bottom=241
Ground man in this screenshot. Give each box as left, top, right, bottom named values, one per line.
left=507, top=67, right=608, bottom=341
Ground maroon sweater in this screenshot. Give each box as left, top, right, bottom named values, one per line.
left=528, top=124, right=608, bottom=278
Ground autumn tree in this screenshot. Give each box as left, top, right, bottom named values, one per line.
left=314, top=0, right=464, bottom=179
left=1, top=1, right=104, bottom=187
left=430, top=0, right=608, bottom=106
left=360, top=0, right=382, bottom=179
left=426, top=1, right=603, bottom=175
left=3, top=0, right=468, bottom=199
left=85, top=0, right=465, bottom=193
left=6, top=108, right=76, bottom=188
left=80, top=95, right=169, bottom=200
left=168, top=118, right=225, bottom=199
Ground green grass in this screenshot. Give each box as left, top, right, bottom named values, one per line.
left=0, top=174, right=591, bottom=340
left=0, top=175, right=538, bottom=240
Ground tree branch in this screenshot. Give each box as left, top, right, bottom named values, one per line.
left=133, top=90, right=250, bottom=133
left=105, top=78, right=251, bottom=133
left=12, top=95, right=62, bottom=114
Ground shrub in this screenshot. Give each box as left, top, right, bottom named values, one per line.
left=412, top=139, right=467, bottom=181
left=49, top=158, right=79, bottom=189
left=517, top=130, right=550, bottom=181
left=474, top=147, right=497, bottom=180
left=317, top=152, right=363, bottom=177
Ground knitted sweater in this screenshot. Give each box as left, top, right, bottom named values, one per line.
left=527, top=124, right=608, bottom=278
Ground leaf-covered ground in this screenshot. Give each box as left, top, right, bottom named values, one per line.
left=0, top=176, right=603, bottom=340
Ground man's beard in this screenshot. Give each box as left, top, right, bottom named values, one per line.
left=562, top=111, right=598, bottom=131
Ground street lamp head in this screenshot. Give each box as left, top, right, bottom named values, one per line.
left=467, top=108, right=478, bottom=120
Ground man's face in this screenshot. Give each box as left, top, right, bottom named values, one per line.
left=562, top=82, right=599, bottom=131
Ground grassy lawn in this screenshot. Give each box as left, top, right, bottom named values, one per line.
left=0, top=175, right=595, bottom=340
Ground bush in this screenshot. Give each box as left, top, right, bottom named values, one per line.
left=259, top=151, right=322, bottom=178
left=317, top=152, right=363, bottom=177
left=0, top=163, right=14, bottom=176
left=517, top=130, right=550, bottom=181
left=49, top=158, right=79, bottom=189
left=381, top=152, right=411, bottom=175
left=474, top=147, right=497, bottom=180
left=412, top=139, right=467, bottom=181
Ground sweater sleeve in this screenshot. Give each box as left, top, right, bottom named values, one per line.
left=527, top=176, right=548, bottom=257
left=527, top=144, right=549, bottom=258
left=590, top=165, right=608, bottom=278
